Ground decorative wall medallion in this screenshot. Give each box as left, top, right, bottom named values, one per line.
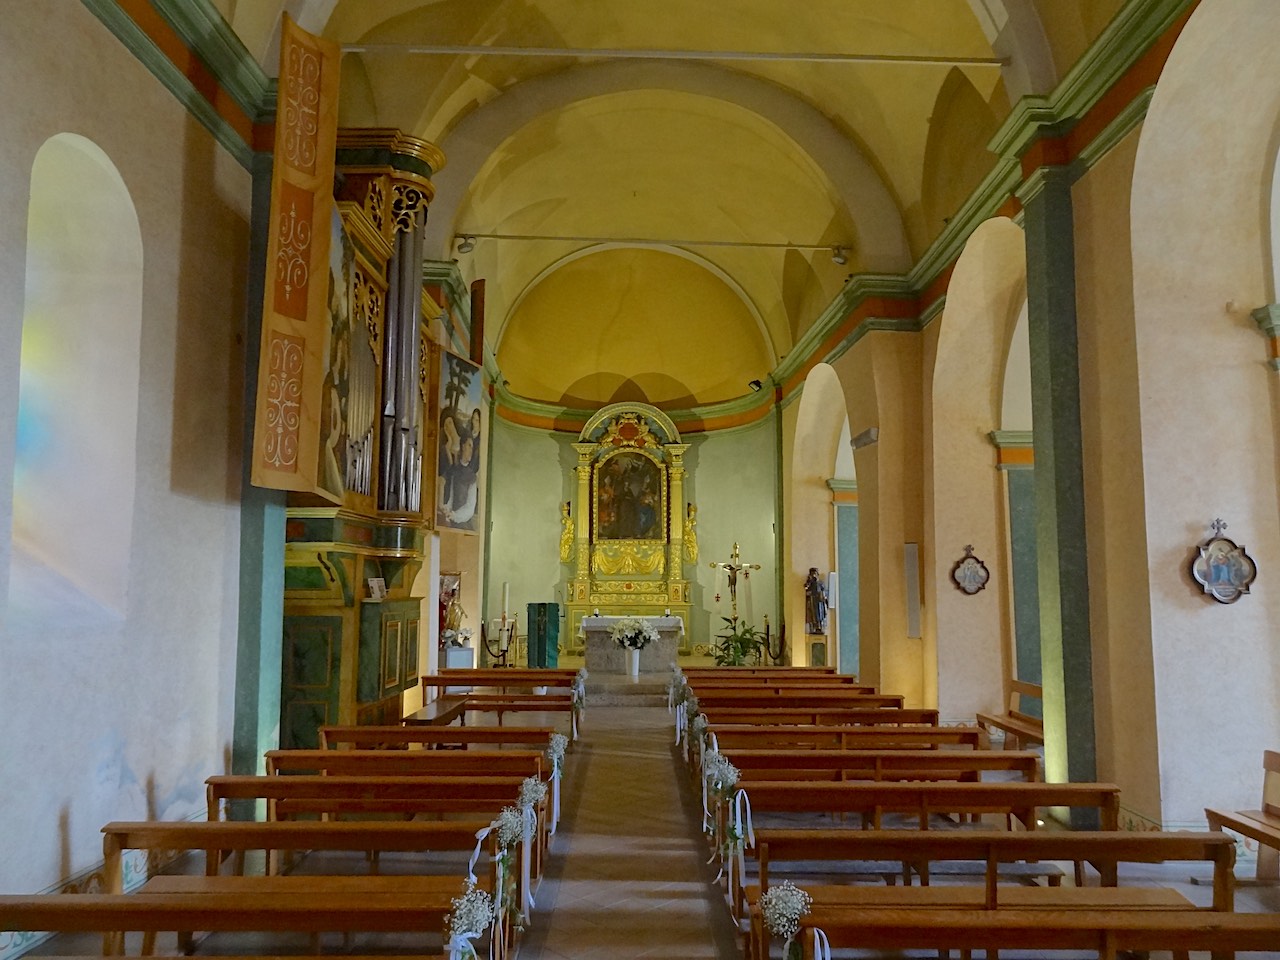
left=1191, top=518, right=1257, bottom=604
left=950, top=544, right=990, bottom=595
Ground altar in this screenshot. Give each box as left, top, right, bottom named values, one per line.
left=580, top=616, right=684, bottom=674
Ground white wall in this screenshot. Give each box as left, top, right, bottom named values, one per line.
left=0, top=0, right=252, bottom=902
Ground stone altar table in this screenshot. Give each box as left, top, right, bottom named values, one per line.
left=581, top=616, right=683, bottom=674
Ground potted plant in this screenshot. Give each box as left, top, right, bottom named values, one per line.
left=714, top=617, right=764, bottom=666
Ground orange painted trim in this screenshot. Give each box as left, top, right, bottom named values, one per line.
left=676, top=402, right=774, bottom=434
left=780, top=294, right=918, bottom=395
left=1023, top=4, right=1198, bottom=177
left=997, top=447, right=1035, bottom=467
left=831, top=490, right=859, bottom=505
left=1268, top=336, right=1280, bottom=363
left=423, top=283, right=447, bottom=308
left=496, top=404, right=589, bottom=433
left=117, top=0, right=259, bottom=152
left=996, top=193, right=1023, bottom=220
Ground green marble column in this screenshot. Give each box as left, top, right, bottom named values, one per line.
left=1020, top=165, right=1098, bottom=826
left=232, top=151, right=287, bottom=790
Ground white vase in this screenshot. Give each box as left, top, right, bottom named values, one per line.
left=626, top=647, right=640, bottom=678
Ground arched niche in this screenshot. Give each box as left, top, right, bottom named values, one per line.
left=928, top=216, right=1026, bottom=721
left=788, top=363, right=850, bottom=667
left=8, top=134, right=142, bottom=622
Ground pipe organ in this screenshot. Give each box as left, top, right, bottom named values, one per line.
left=279, top=130, right=446, bottom=749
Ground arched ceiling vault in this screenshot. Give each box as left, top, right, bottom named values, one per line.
left=213, top=0, right=1121, bottom=413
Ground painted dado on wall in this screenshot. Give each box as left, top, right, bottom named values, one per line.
left=487, top=415, right=778, bottom=651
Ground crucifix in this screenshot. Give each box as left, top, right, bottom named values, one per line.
left=709, top=542, right=761, bottom=624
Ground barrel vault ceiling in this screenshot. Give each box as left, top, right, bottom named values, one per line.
left=215, top=0, right=1126, bottom=410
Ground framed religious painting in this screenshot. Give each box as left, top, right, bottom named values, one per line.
left=1190, top=519, right=1257, bottom=603
left=435, top=350, right=483, bottom=532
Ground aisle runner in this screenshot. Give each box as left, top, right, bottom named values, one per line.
left=518, top=705, right=740, bottom=959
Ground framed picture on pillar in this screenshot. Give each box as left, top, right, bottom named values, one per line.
left=435, top=350, right=484, bottom=532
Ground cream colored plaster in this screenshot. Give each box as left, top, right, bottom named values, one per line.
left=0, top=0, right=252, bottom=894
left=1073, top=125, right=1163, bottom=826
left=787, top=365, right=847, bottom=662
left=1001, top=302, right=1034, bottom=430
left=920, top=320, right=943, bottom=710
left=929, top=218, right=1026, bottom=721
left=498, top=247, right=773, bottom=408
left=832, top=333, right=927, bottom=706
left=1130, top=0, right=1280, bottom=825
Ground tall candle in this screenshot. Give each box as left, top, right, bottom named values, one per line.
left=502, top=581, right=510, bottom=615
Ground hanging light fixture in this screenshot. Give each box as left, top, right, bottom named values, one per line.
left=456, top=235, right=476, bottom=253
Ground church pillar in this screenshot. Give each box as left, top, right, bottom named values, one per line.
left=1020, top=164, right=1098, bottom=822
left=571, top=443, right=594, bottom=602
left=666, top=443, right=690, bottom=603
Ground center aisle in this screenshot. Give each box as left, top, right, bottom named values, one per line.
left=517, top=704, right=741, bottom=959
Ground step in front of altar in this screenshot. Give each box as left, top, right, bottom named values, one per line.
left=584, top=673, right=669, bottom=706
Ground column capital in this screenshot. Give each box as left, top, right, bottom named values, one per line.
left=1015, top=163, right=1077, bottom=206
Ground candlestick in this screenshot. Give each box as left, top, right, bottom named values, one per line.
left=502, top=581, right=510, bottom=616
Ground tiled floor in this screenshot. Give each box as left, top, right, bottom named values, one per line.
left=518, top=704, right=741, bottom=959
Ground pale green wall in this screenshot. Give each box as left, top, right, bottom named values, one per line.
left=682, top=418, right=779, bottom=650
left=485, top=414, right=780, bottom=653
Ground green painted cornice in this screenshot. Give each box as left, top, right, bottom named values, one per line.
left=1252, top=304, right=1280, bottom=371
left=989, top=430, right=1034, bottom=449
left=1015, top=163, right=1077, bottom=206
left=918, top=294, right=947, bottom=329
left=989, top=0, right=1194, bottom=159
left=149, top=0, right=271, bottom=119
left=905, top=158, right=1024, bottom=293
left=80, top=0, right=257, bottom=168
left=1072, top=87, right=1154, bottom=174
left=422, top=261, right=473, bottom=359
left=772, top=274, right=912, bottom=384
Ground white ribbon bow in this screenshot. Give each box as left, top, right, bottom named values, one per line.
left=468, top=825, right=493, bottom=884
left=812, top=927, right=832, bottom=960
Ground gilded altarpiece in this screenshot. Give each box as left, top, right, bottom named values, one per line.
left=564, top=404, right=693, bottom=654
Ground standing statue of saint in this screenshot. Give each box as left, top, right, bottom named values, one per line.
left=683, top=503, right=699, bottom=563
left=804, top=567, right=828, bottom=635
left=558, top=501, right=574, bottom=563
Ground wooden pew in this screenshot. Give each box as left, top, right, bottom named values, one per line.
left=686, top=680, right=877, bottom=693
left=736, top=780, right=1122, bottom=831
left=795, top=909, right=1280, bottom=960
left=700, top=708, right=942, bottom=727
left=319, top=724, right=556, bottom=750
left=0, top=891, right=480, bottom=958
left=707, top=724, right=985, bottom=751
left=748, top=830, right=1236, bottom=960
left=976, top=679, right=1045, bottom=748
left=264, top=748, right=543, bottom=779
left=1205, top=748, right=1280, bottom=884
left=206, top=774, right=525, bottom=821
left=724, top=748, right=1039, bottom=783
left=100, top=820, right=499, bottom=890
left=421, top=668, right=579, bottom=692
left=693, top=691, right=904, bottom=710
left=682, top=667, right=837, bottom=676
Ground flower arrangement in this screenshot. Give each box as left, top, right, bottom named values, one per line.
left=702, top=749, right=740, bottom=797
left=690, top=712, right=708, bottom=744
left=493, top=805, right=533, bottom=851
left=609, top=616, right=660, bottom=650
left=446, top=879, right=495, bottom=959
left=759, top=880, right=813, bottom=959
left=545, top=732, right=569, bottom=777
left=519, top=775, right=547, bottom=808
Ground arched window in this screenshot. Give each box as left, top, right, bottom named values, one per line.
left=8, top=134, right=142, bottom=623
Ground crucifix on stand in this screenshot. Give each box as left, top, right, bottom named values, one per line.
left=709, top=542, right=761, bottom=625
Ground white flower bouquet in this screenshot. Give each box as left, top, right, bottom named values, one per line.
left=759, top=880, right=813, bottom=959
left=545, top=732, right=569, bottom=776
left=608, top=616, right=659, bottom=650
left=519, top=775, right=547, bottom=808
left=446, top=879, right=495, bottom=959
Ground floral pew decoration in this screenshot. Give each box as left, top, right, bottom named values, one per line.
left=467, top=787, right=541, bottom=943
left=446, top=879, right=496, bottom=960
left=667, top=663, right=684, bottom=712
left=570, top=668, right=588, bottom=740
left=544, top=732, right=569, bottom=834
left=702, top=749, right=754, bottom=907
left=760, top=880, right=814, bottom=960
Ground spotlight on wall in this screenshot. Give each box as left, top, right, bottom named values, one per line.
left=456, top=235, right=476, bottom=253
left=748, top=379, right=764, bottom=392
left=831, top=246, right=848, bottom=265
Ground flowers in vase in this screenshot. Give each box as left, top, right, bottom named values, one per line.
left=609, top=616, right=659, bottom=650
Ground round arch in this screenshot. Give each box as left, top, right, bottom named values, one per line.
left=1129, top=0, right=1280, bottom=827
left=927, top=216, right=1026, bottom=720
left=421, top=59, right=910, bottom=272
left=787, top=363, right=851, bottom=666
